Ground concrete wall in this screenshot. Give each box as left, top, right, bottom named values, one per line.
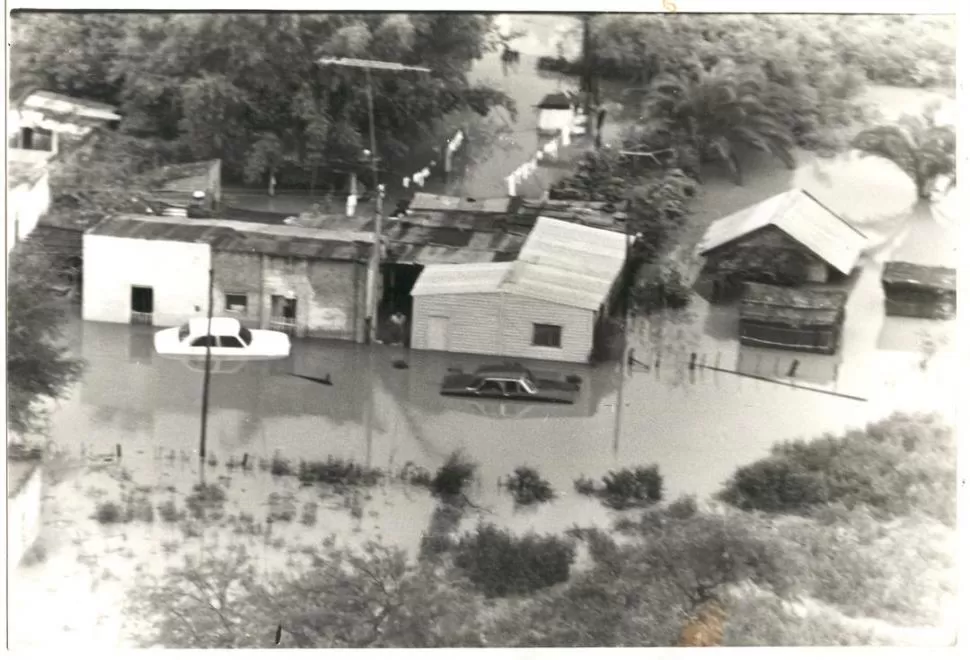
left=82, top=235, right=211, bottom=326
left=7, top=465, right=43, bottom=574
left=412, top=292, right=595, bottom=364
left=212, top=251, right=367, bottom=341
left=6, top=172, right=50, bottom=252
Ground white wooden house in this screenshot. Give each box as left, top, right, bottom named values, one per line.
left=409, top=217, right=628, bottom=364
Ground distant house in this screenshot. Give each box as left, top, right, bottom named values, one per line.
left=8, top=89, right=121, bottom=156
left=697, top=189, right=867, bottom=299
left=881, top=261, right=956, bottom=320
left=82, top=215, right=373, bottom=341
left=409, top=217, right=628, bottom=364
left=739, top=282, right=849, bottom=355
left=537, top=92, right=576, bottom=135
left=6, top=90, right=121, bottom=251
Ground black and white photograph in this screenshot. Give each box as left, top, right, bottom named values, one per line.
left=4, top=2, right=962, bottom=651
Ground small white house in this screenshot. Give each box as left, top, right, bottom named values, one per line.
left=537, top=92, right=576, bottom=135
left=410, top=217, right=628, bottom=364
left=83, top=220, right=213, bottom=327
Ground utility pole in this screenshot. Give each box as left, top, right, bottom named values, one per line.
left=317, top=57, right=432, bottom=344
left=199, top=266, right=214, bottom=481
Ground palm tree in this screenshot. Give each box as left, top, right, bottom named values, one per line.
left=642, top=59, right=796, bottom=185
left=852, top=102, right=956, bottom=202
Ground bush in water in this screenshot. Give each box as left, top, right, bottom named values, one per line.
left=505, top=467, right=556, bottom=506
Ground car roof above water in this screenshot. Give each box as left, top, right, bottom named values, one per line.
left=474, top=364, right=534, bottom=379
left=186, top=317, right=244, bottom=336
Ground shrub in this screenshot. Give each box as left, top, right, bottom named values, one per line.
left=95, top=501, right=123, bottom=524
left=398, top=462, right=433, bottom=488
left=429, top=451, right=477, bottom=499
left=157, top=500, right=183, bottom=523
left=717, top=412, right=956, bottom=524
left=505, top=467, right=556, bottom=506
left=270, top=455, right=294, bottom=477
left=454, top=523, right=576, bottom=597
left=573, top=476, right=597, bottom=495
left=185, top=483, right=227, bottom=519
left=590, top=465, right=664, bottom=510
left=630, top=265, right=692, bottom=314
left=298, top=456, right=383, bottom=487
left=300, top=502, right=319, bottom=526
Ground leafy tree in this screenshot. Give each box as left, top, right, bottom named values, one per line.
left=852, top=103, right=956, bottom=201
left=10, top=13, right=513, bottom=190
left=126, top=542, right=487, bottom=648
left=6, top=240, right=85, bottom=437
left=717, top=412, right=957, bottom=525
left=643, top=60, right=796, bottom=185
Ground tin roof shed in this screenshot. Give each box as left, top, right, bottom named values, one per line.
left=698, top=189, right=867, bottom=276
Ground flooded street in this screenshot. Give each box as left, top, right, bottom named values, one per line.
left=8, top=15, right=958, bottom=652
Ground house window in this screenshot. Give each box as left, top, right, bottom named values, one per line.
left=225, top=293, right=248, bottom=314
left=532, top=323, right=562, bottom=348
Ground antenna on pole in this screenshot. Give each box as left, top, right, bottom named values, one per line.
left=199, top=266, right=214, bottom=482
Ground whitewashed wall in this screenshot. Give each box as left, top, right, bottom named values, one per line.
left=7, top=465, right=43, bottom=574
left=82, top=235, right=211, bottom=326
left=6, top=172, right=51, bottom=253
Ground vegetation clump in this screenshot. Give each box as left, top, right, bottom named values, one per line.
left=630, top=265, right=693, bottom=314
left=430, top=451, right=478, bottom=499
left=504, top=467, right=556, bottom=506
left=576, top=465, right=664, bottom=510
left=185, top=483, right=227, bottom=520
left=298, top=456, right=383, bottom=487
left=717, top=412, right=956, bottom=525
left=454, top=523, right=576, bottom=597
left=95, top=501, right=123, bottom=524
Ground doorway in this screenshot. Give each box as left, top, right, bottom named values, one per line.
left=130, top=286, right=154, bottom=325
left=427, top=315, right=449, bottom=351
left=270, top=295, right=298, bottom=334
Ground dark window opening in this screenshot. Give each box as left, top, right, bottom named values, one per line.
left=191, top=336, right=217, bottom=347
left=532, top=323, right=562, bottom=348
left=225, top=293, right=248, bottom=314
left=271, top=295, right=297, bottom=321
left=131, top=286, right=154, bottom=314
left=218, top=336, right=244, bottom=349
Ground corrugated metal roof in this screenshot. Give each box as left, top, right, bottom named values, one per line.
left=86, top=215, right=371, bottom=262
left=697, top=189, right=867, bottom=276
left=21, top=90, right=120, bottom=121
left=410, top=262, right=513, bottom=296
left=408, top=193, right=512, bottom=214
left=882, top=261, right=956, bottom=292
left=411, top=216, right=627, bottom=311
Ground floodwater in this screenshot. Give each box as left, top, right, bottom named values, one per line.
left=9, top=16, right=959, bottom=650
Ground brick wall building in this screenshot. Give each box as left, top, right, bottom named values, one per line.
left=83, top=215, right=372, bottom=342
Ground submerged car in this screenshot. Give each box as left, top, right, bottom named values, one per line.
left=440, top=364, right=579, bottom=404
left=154, top=317, right=291, bottom=359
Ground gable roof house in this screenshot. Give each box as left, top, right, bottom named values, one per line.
left=409, top=216, right=629, bottom=364
left=7, top=90, right=121, bottom=252
left=697, top=189, right=867, bottom=298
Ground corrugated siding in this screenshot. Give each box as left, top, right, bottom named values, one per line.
left=412, top=293, right=503, bottom=354
left=412, top=292, right=594, bottom=364
left=500, top=295, right=594, bottom=363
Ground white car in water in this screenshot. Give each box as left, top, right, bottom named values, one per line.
left=154, top=317, right=291, bottom=359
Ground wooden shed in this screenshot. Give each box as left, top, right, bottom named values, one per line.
left=738, top=282, right=848, bottom=355
left=881, top=261, right=956, bottom=320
